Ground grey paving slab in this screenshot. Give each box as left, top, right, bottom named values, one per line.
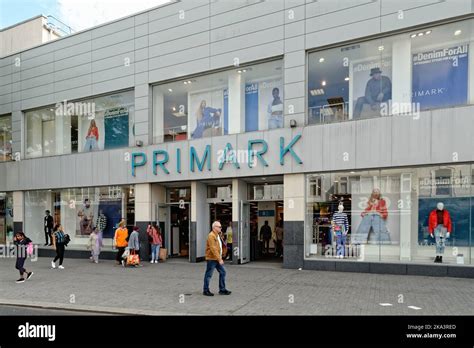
left=0, top=258, right=472, bottom=316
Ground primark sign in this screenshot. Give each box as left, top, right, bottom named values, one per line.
left=131, top=134, right=303, bottom=176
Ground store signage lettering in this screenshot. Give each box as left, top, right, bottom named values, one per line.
left=131, top=135, right=302, bottom=176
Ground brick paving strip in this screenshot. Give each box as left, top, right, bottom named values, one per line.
left=0, top=258, right=472, bottom=316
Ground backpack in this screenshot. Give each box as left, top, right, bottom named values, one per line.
left=64, top=234, right=71, bottom=246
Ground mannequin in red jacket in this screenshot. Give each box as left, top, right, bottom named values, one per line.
left=428, top=202, right=452, bottom=263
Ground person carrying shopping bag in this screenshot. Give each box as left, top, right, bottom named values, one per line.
left=127, top=226, right=140, bottom=267
left=13, top=232, right=34, bottom=283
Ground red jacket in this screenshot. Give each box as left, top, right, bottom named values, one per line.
left=362, top=198, right=388, bottom=220
left=428, top=209, right=452, bottom=233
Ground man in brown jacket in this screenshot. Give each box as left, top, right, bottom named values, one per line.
left=203, top=221, right=231, bottom=296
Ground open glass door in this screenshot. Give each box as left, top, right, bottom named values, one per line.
left=239, top=200, right=250, bottom=264
left=155, top=204, right=168, bottom=258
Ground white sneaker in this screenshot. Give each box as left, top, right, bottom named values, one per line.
left=51, top=261, right=56, bottom=269
left=58, top=265, right=65, bottom=269
left=150, top=260, right=154, bottom=263
left=94, top=261, right=98, bottom=264
left=154, top=260, right=157, bottom=263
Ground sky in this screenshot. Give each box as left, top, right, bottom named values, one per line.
left=0, top=0, right=171, bottom=32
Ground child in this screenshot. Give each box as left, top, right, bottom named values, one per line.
left=88, top=227, right=103, bottom=263
left=13, top=232, right=33, bottom=283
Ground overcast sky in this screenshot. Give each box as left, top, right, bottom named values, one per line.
left=1, top=0, right=171, bottom=31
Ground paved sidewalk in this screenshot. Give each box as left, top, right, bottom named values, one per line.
left=0, top=257, right=472, bottom=316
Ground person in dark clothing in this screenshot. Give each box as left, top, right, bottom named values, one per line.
left=44, top=210, right=54, bottom=246
left=354, top=67, right=391, bottom=118
left=13, top=232, right=34, bottom=283
left=51, top=224, right=66, bottom=269
left=260, top=221, right=272, bottom=254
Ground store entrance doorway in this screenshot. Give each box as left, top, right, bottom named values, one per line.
left=209, top=202, right=232, bottom=231
left=249, top=200, right=284, bottom=263
left=169, top=204, right=190, bottom=257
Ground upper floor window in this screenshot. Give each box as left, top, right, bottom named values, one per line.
left=308, top=19, right=473, bottom=124
left=153, top=59, right=283, bottom=143
left=25, top=90, right=134, bottom=159
left=0, top=114, right=12, bottom=162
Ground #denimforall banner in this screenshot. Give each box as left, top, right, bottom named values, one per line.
left=412, top=44, right=468, bottom=110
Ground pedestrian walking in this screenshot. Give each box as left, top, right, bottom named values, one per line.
left=88, top=227, right=103, bottom=263
left=51, top=224, right=66, bottom=269
left=202, top=221, right=231, bottom=296
left=13, top=232, right=33, bottom=283
left=260, top=220, right=272, bottom=255
left=114, top=219, right=128, bottom=266
left=128, top=226, right=141, bottom=267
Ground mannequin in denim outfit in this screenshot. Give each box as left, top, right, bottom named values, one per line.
left=352, top=188, right=391, bottom=244
left=331, top=204, right=349, bottom=258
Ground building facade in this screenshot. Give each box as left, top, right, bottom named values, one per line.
left=1, top=0, right=474, bottom=277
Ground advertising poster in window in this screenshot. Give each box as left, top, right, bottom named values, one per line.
left=223, top=89, right=228, bottom=135
left=350, top=58, right=392, bottom=119
left=189, top=89, right=223, bottom=139
left=350, top=178, right=400, bottom=245
left=259, top=78, right=283, bottom=130
left=104, top=107, right=129, bottom=149
left=245, top=83, right=259, bottom=132
left=412, top=44, right=468, bottom=110
left=81, top=117, right=103, bottom=152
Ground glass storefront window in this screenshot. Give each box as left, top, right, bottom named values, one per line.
left=153, top=59, right=284, bottom=143
left=24, top=185, right=135, bottom=248
left=305, top=164, right=473, bottom=265
left=208, top=185, right=232, bottom=200
left=248, top=183, right=284, bottom=200
left=0, top=115, right=12, bottom=162
left=167, top=187, right=191, bottom=203
left=308, top=19, right=473, bottom=124
left=25, top=90, right=134, bottom=159
left=0, top=192, right=13, bottom=243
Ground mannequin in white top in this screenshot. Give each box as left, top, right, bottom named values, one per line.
left=332, top=204, right=349, bottom=258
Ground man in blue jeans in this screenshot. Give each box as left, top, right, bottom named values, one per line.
left=203, top=221, right=231, bottom=296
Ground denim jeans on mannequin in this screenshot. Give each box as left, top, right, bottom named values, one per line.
left=352, top=213, right=391, bottom=244
left=332, top=225, right=346, bottom=256
left=83, top=137, right=98, bottom=152
left=434, top=225, right=447, bottom=255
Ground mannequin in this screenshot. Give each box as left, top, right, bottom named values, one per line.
left=331, top=204, right=349, bottom=258
left=428, top=202, right=452, bottom=263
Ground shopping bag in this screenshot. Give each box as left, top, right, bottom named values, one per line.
left=26, top=243, right=34, bottom=256
left=126, top=253, right=140, bottom=266
left=159, top=248, right=167, bottom=261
